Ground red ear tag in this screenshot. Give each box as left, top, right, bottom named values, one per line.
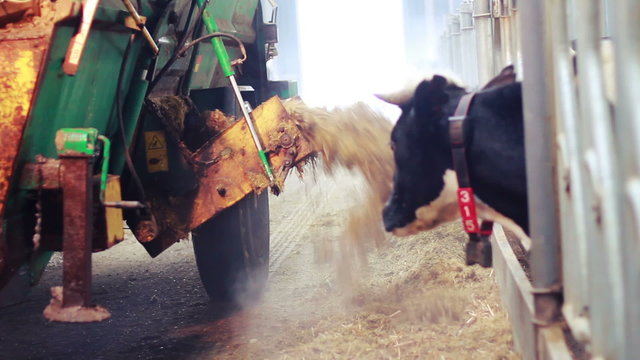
left=457, top=188, right=479, bottom=233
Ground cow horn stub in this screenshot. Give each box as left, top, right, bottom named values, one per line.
left=375, top=73, right=465, bottom=106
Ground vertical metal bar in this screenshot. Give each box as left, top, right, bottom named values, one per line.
left=575, top=0, right=626, bottom=357
left=611, top=0, right=640, bottom=209
left=509, top=0, right=523, bottom=75
left=490, top=0, right=503, bottom=73
left=439, top=30, right=452, bottom=70
left=600, top=0, right=612, bottom=37
left=612, top=0, right=640, bottom=357
left=449, top=14, right=463, bottom=78
left=520, top=0, right=562, bottom=328
left=460, top=1, right=478, bottom=88
left=547, top=0, right=593, bottom=344
left=474, top=0, right=495, bottom=85
left=566, top=0, right=576, bottom=40
left=61, top=156, right=94, bottom=307
left=499, top=0, right=513, bottom=68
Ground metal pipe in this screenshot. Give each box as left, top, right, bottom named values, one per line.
left=499, top=2, right=513, bottom=68
left=448, top=14, right=462, bottom=79
left=519, top=0, right=562, bottom=327
left=473, top=0, right=494, bottom=85
left=575, top=0, right=626, bottom=357
left=547, top=0, right=592, bottom=343
left=121, top=0, right=159, bottom=55
left=460, top=1, right=478, bottom=88
left=195, top=0, right=276, bottom=187
left=229, top=75, right=276, bottom=186
left=612, top=0, right=640, bottom=357
left=510, top=2, right=523, bottom=76
left=442, top=19, right=453, bottom=70
left=61, top=155, right=94, bottom=308
left=490, top=1, right=504, bottom=74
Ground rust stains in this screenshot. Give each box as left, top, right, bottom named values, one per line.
left=43, top=286, right=111, bottom=322
left=0, top=34, right=49, bottom=270
left=0, top=41, right=41, bottom=215
left=0, top=0, right=60, bottom=271
left=203, top=109, right=236, bottom=133
left=188, top=96, right=315, bottom=229
left=133, top=97, right=316, bottom=255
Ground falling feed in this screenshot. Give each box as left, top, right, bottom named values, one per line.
left=283, top=99, right=395, bottom=273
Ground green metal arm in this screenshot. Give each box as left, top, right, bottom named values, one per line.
left=97, top=135, right=110, bottom=203
left=194, top=0, right=277, bottom=188
left=196, top=0, right=235, bottom=78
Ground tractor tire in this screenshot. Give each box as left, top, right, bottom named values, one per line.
left=192, top=191, right=270, bottom=304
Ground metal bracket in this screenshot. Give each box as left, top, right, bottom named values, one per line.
left=123, top=14, right=147, bottom=31
left=43, top=152, right=111, bottom=322
left=120, top=0, right=159, bottom=55
left=63, top=0, right=101, bottom=75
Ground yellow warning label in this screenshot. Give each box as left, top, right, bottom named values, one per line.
left=144, top=131, right=169, bottom=173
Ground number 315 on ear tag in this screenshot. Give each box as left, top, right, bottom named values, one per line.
left=457, top=188, right=479, bottom=233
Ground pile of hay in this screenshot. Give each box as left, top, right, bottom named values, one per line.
left=191, top=222, right=517, bottom=360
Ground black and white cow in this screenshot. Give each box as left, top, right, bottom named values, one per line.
left=380, top=68, right=530, bottom=243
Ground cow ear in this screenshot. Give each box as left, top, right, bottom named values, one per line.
left=481, top=65, right=516, bottom=90
left=414, top=76, right=450, bottom=116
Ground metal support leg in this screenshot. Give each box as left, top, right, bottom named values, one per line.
left=61, top=156, right=93, bottom=307
left=43, top=155, right=110, bottom=322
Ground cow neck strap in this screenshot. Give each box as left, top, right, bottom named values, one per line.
left=448, top=93, right=493, bottom=238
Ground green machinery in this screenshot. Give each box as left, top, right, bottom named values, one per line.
left=0, top=0, right=307, bottom=321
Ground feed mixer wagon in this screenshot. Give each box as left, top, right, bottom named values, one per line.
left=0, top=0, right=310, bottom=321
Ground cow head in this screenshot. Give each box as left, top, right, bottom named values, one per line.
left=380, top=75, right=466, bottom=236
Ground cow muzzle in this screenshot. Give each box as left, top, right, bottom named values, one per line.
left=382, top=198, right=413, bottom=233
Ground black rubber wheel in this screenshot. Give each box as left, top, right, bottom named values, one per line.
left=192, top=191, right=270, bottom=304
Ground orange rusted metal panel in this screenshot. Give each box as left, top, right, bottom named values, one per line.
left=0, top=1, right=72, bottom=274
left=188, top=96, right=314, bottom=229
left=0, top=29, right=50, bottom=274
left=0, top=40, right=45, bottom=215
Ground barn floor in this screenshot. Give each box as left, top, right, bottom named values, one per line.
left=0, top=171, right=518, bottom=360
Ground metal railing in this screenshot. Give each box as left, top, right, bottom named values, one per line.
left=444, top=0, right=520, bottom=88
left=437, top=0, right=638, bottom=358
left=547, top=0, right=637, bottom=357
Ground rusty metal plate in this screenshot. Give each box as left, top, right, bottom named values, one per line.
left=0, top=39, right=45, bottom=213
left=189, top=96, right=314, bottom=229
left=135, top=96, right=315, bottom=257
left=0, top=0, right=72, bottom=275
left=0, top=37, right=47, bottom=275
left=18, top=158, right=61, bottom=190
